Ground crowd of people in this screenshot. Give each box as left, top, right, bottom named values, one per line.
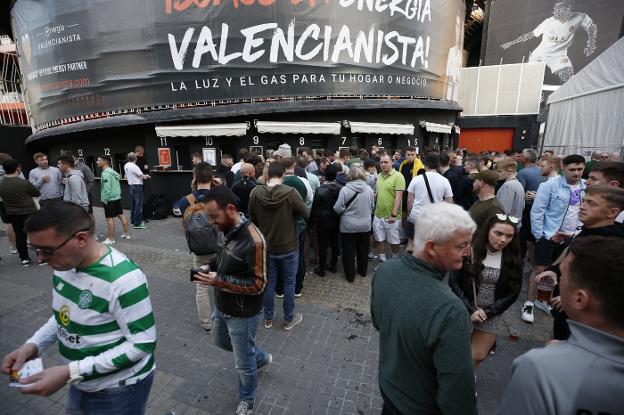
left=1, top=143, right=623, bottom=414
left=0, top=147, right=152, bottom=265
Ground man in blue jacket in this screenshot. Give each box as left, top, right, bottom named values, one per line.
left=525, top=154, right=585, bottom=323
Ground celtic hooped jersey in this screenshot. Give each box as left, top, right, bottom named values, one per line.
left=27, top=245, right=156, bottom=392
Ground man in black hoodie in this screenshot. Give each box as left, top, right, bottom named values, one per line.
left=193, top=186, right=270, bottom=415
left=535, top=185, right=624, bottom=339
left=216, top=154, right=235, bottom=188
left=248, top=163, right=309, bottom=331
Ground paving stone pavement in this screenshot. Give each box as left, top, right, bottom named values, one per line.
left=0, top=209, right=552, bottom=415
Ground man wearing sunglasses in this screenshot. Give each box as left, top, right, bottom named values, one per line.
left=1, top=202, right=156, bottom=415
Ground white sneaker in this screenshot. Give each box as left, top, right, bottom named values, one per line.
left=236, top=400, right=254, bottom=415
left=534, top=300, right=553, bottom=315
left=102, top=238, right=115, bottom=245
left=120, top=233, right=132, bottom=240
left=521, top=301, right=535, bottom=323
left=10, top=247, right=18, bottom=254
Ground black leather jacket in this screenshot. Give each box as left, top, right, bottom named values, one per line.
left=448, top=258, right=521, bottom=319
left=310, top=181, right=342, bottom=223
left=210, top=217, right=267, bottom=318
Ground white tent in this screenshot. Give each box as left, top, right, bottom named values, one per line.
left=544, top=37, right=624, bottom=157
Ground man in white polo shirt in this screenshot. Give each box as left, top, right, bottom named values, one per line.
left=406, top=153, right=453, bottom=248
left=124, top=152, right=150, bottom=230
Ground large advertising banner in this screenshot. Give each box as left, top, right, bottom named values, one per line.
left=485, top=0, right=624, bottom=87
left=11, top=0, right=465, bottom=130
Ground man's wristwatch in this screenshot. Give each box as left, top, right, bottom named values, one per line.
left=68, top=361, right=83, bottom=385
left=390, top=214, right=397, bottom=218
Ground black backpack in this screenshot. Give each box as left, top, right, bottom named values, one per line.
left=152, top=193, right=169, bottom=220
left=182, top=194, right=221, bottom=255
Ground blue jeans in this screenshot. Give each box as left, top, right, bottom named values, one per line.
left=66, top=371, right=154, bottom=415
left=264, top=249, right=298, bottom=322
left=129, top=185, right=144, bottom=226
left=212, top=309, right=270, bottom=402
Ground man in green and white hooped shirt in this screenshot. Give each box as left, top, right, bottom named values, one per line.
left=1, top=202, right=156, bottom=414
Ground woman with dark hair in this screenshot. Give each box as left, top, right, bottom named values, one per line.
left=449, top=213, right=522, bottom=367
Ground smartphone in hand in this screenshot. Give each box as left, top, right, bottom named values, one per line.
left=190, top=264, right=210, bottom=282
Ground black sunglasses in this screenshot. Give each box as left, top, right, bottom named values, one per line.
left=29, top=228, right=91, bottom=257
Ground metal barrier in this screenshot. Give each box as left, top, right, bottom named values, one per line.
left=539, top=145, right=624, bottom=161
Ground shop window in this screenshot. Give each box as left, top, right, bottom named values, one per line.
left=114, top=153, right=126, bottom=176
left=174, top=144, right=191, bottom=170
left=85, top=156, right=97, bottom=177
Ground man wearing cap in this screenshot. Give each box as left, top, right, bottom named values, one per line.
left=469, top=169, right=505, bottom=230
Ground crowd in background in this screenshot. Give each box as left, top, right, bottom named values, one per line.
left=1, top=142, right=624, bottom=414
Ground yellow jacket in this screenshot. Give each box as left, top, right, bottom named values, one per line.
left=399, top=157, right=425, bottom=178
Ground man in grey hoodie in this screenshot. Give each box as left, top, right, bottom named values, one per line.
left=248, top=163, right=309, bottom=331
left=57, top=156, right=89, bottom=211
left=496, top=235, right=624, bottom=415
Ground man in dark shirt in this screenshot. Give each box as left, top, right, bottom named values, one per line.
left=135, top=145, right=149, bottom=174
left=469, top=170, right=505, bottom=230
left=216, top=154, right=235, bottom=188
left=517, top=149, right=546, bottom=258
left=231, top=163, right=257, bottom=216
left=0, top=158, right=39, bottom=265
left=371, top=202, right=477, bottom=415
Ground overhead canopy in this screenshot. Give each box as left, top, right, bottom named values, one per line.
left=155, top=123, right=249, bottom=137
left=349, top=121, right=414, bottom=135
left=419, top=121, right=452, bottom=134
left=255, top=121, right=341, bottom=135
left=545, top=38, right=624, bottom=155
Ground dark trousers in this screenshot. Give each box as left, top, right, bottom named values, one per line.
left=296, top=230, right=306, bottom=293
left=316, top=220, right=339, bottom=272
left=520, top=203, right=534, bottom=259
left=129, top=185, right=144, bottom=226
left=276, top=231, right=307, bottom=295
left=341, top=232, right=369, bottom=282
left=6, top=213, right=30, bottom=261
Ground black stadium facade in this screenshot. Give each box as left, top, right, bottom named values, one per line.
left=5, top=0, right=468, bottom=206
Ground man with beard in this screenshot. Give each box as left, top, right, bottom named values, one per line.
left=193, top=186, right=271, bottom=415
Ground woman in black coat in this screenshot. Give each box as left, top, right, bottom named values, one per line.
left=449, top=213, right=523, bottom=368
left=310, top=164, right=342, bottom=276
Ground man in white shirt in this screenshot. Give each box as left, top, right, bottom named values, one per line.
left=231, top=148, right=250, bottom=175
left=124, top=152, right=151, bottom=229
left=406, top=153, right=453, bottom=247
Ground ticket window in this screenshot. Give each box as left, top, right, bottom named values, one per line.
left=174, top=144, right=191, bottom=170
left=114, top=153, right=126, bottom=176
left=296, top=136, right=327, bottom=157
left=362, top=136, right=397, bottom=156
left=85, top=156, right=97, bottom=177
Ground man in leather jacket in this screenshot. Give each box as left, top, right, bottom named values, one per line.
left=193, top=186, right=270, bottom=415
left=310, top=164, right=342, bottom=276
